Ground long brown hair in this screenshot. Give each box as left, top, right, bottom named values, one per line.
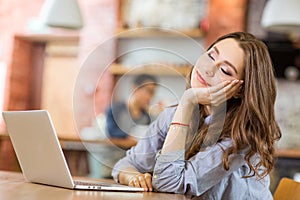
left=185, top=32, right=281, bottom=179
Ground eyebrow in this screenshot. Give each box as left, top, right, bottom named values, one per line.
left=213, top=46, right=238, bottom=74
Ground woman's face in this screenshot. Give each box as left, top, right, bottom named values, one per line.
left=191, top=38, right=245, bottom=88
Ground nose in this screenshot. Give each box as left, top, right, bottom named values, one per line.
left=204, top=64, right=219, bottom=77
left=203, top=55, right=218, bottom=77
left=205, top=70, right=214, bottom=77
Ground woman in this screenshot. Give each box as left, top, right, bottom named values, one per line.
left=112, top=32, right=281, bottom=199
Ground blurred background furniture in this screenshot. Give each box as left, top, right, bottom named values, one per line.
left=273, top=177, right=300, bottom=200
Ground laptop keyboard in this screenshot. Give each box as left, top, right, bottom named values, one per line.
left=74, top=180, right=111, bottom=187
left=74, top=180, right=145, bottom=191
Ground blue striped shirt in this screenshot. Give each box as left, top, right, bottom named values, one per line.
left=112, top=106, right=273, bottom=199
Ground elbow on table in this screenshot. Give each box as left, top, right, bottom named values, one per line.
left=152, top=175, right=185, bottom=194
left=152, top=174, right=206, bottom=196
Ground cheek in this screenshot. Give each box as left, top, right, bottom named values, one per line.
left=214, top=71, right=237, bottom=83
left=210, top=72, right=226, bottom=85
left=238, top=70, right=245, bottom=80
left=190, top=70, right=198, bottom=88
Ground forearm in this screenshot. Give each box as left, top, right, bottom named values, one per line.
left=171, top=98, right=195, bottom=124
left=161, top=100, right=195, bottom=155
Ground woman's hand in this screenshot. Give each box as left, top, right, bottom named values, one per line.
left=128, top=173, right=153, bottom=192
left=182, top=80, right=243, bottom=107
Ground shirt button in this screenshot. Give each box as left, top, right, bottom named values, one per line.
left=153, top=175, right=157, bottom=179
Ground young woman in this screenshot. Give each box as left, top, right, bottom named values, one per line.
left=111, top=32, right=281, bottom=199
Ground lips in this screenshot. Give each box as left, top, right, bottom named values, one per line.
left=196, top=71, right=210, bottom=86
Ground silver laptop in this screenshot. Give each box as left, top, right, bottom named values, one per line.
left=2, top=110, right=144, bottom=192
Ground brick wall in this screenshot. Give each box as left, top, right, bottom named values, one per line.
left=1, top=0, right=118, bottom=133
left=0, top=0, right=118, bottom=171
left=0, top=0, right=44, bottom=64
left=205, top=0, right=248, bottom=47
left=0, top=0, right=44, bottom=171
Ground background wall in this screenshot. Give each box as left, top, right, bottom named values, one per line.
left=0, top=0, right=118, bottom=134
left=0, top=0, right=44, bottom=63
left=0, top=0, right=118, bottom=172
left=205, top=0, right=247, bottom=47
left=0, top=0, right=247, bottom=134
left=0, top=0, right=248, bottom=172
left=0, top=0, right=44, bottom=123
left=0, top=0, right=44, bottom=171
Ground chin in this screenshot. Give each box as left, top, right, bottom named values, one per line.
left=191, top=82, right=206, bottom=88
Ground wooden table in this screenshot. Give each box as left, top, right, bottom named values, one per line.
left=0, top=171, right=189, bottom=200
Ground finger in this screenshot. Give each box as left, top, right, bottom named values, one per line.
left=209, top=84, right=229, bottom=102
left=219, top=79, right=241, bottom=94
left=208, top=80, right=231, bottom=93
left=133, top=177, right=141, bottom=188
left=129, top=177, right=141, bottom=188
left=224, top=80, right=243, bottom=99
left=128, top=178, right=135, bottom=187
left=144, top=173, right=153, bottom=192
left=138, top=175, right=148, bottom=190
left=210, top=80, right=242, bottom=105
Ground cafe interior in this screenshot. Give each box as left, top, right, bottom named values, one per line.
left=0, top=0, right=299, bottom=198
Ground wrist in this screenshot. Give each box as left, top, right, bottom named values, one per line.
left=170, top=122, right=189, bottom=126
left=119, top=168, right=140, bottom=185
left=181, top=89, right=197, bottom=107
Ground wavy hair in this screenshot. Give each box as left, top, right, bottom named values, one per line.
left=185, top=32, right=281, bottom=179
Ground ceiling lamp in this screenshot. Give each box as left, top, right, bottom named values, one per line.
left=261, top=0, right=300, bottom=34
left=40, top=0, right=83, bottom=29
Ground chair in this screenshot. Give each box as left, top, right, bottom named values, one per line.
left=273, top=177, right=300, bottom=200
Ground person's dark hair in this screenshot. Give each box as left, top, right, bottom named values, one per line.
left=185, top=32, right=281, bottom=179
left=133, top=74, right=158, bottom=86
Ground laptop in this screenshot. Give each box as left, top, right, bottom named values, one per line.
left=2, top=110, right=144, bottom=192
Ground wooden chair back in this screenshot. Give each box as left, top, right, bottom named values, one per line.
left=273, top=177, right=300, bottom=200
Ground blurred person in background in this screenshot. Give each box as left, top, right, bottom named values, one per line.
left=105, top=74, right=158, bottom=149
left=85, top=74, right=158, bottom=178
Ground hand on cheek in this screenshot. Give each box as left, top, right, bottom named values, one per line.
left=182, top=79, right=243, bottom=107
left=225, top=79, right=243, bottom=100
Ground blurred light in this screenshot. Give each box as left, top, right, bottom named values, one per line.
left=40, top=0, right=83, bottom=29
left=261, top=0, right=300, bottom=34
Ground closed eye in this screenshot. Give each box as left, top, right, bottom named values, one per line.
left=208, top=53, right=215, bottom=61
left=220, top=67, right=232, bottom=76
